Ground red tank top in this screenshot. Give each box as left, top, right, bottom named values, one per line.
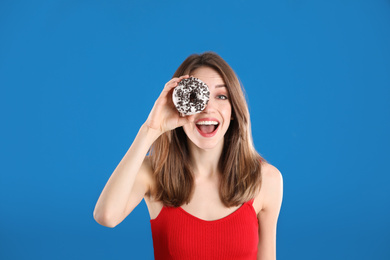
left=150, top=198, right=259, bottom=260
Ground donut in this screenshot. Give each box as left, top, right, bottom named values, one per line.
left=172, top=77, right=210, bottom=115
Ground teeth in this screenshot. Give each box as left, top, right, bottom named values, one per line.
left=196, top=121, right=219, bottom=125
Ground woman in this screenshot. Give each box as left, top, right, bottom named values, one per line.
left=93, top=52, right=283, bottom=260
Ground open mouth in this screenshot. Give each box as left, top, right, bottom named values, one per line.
left=195, top=120, right=220, bottom=137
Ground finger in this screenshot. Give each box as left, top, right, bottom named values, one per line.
left=171, top=75, right=189, bottom=82
left=167, top=75, right=189, bottom=86
left=179, top=75, right=190, bottom=81
left=164, top=76, right=186, bottom=87
left=186, top=114, right=195, bottom=123
left=162, top=80, right=179, bottom=92
left=165, top=79, right=179, bottom=86
left=177, top=114, right=195, bottom=127
left=162, top=75, right=190, bottom=94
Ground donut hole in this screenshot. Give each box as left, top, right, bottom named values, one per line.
left=189, top=92, right=197, bottom=103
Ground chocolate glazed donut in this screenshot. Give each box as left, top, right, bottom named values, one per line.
left=172, top=77, right=210, bottom=115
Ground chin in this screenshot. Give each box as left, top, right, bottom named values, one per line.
left=187, top=137, right=223, bottom=151
left=196, top=143, right=218, bottom=150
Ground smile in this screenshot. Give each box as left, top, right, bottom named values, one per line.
left=195, top=119, right=220, bottom=137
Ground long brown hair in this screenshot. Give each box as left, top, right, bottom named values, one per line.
left=149, top=51, right=267, bottom=207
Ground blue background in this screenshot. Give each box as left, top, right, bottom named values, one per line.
left=1, top=0, right=389, bottom=259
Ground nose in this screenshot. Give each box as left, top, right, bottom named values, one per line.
left=202, top=97, right=216, bottom=113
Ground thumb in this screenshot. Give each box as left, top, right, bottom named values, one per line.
left=186, top=114, right=195, bottom=123
left=177, top=114, right=195, bottom=127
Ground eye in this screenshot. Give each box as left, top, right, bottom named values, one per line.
left=217, top=95, right=228, bottom=100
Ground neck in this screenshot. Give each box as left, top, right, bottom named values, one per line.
left=186, top=138, right=224, bottom=180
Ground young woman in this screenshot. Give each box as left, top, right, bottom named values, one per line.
left=93, top=52, right=283, bottom=260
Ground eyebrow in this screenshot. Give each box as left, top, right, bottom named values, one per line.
left=215, top=84, right=227, bottom=88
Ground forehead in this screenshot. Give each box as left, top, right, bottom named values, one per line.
left=191, top=67, right=225, bottom=87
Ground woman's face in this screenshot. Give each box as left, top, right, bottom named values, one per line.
left=182, top=66, right=232, bottom=151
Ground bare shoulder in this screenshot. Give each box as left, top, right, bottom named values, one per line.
left=261, top=162, right=283, bottom=186
left=259, top=161, right=283, bottom=212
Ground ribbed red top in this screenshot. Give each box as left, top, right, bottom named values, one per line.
left=150, top=198, right=259, bottom=260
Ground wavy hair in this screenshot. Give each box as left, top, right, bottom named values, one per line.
left=149, top=51, right=266, bottom=207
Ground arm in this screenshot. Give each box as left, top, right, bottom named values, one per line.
left=257, top=164, right=284, bottom=260
left=93, top=124, right=160, bottom=228
left=93, top=75, right=194, bottom=228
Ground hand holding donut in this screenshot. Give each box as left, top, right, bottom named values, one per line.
left=145, top=75, right=195, bottom=135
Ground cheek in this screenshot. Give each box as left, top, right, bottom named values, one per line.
left=222, top=104, right=232, bottom=119
left=182, top=124, right=191, bottom=136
